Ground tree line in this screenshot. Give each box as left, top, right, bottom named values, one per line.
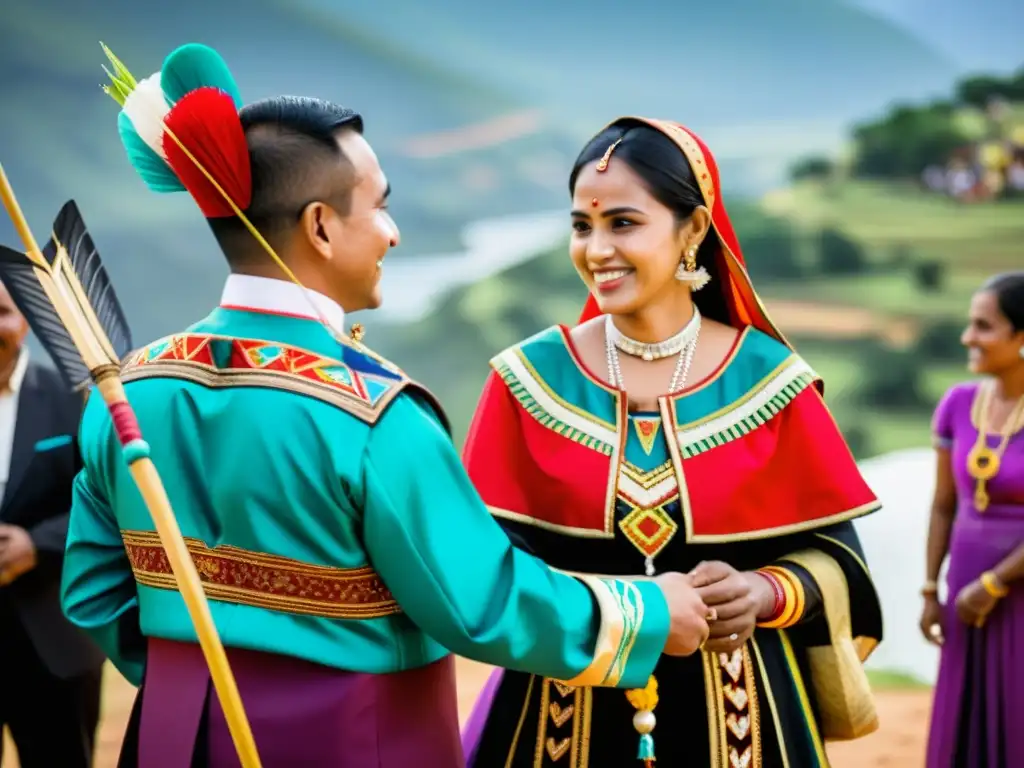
left=791, top=65, right=1024, bottom=181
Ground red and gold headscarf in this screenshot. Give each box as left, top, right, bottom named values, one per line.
left=577, top=117, right=791, bottom=350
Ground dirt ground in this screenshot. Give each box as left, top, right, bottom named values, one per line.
left=3, top=659, right=932, bottom=767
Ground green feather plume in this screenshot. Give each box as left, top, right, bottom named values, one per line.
left=160, top=43, right=243, bottom=108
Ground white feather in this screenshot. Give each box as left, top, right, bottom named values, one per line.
left=122, top=72, right=171, bottom=160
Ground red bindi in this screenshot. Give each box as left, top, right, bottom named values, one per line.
left=591, top=198, right=599, bottom=207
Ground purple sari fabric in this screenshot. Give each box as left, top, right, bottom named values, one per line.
left=926, top=382, right=1024, bottom=767
left=460, top=667, right=505, bottom=764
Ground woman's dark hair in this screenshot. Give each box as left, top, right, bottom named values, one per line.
left=980, top=271, right=1024, bottom=332
left=569, top=119, right=731, bottom=324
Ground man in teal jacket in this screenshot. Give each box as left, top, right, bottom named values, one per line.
left=60, top=46, right=710, bottom=768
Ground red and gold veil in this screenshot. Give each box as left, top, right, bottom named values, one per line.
left=577, top=117, right=791, bottom=351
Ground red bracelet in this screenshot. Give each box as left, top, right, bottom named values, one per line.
left=756, top=570, right=786, bottom=621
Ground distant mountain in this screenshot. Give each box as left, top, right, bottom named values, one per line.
left=300, top=0, right=959, bottom=139
left=847, top=0, right=1023, bottom=74
left=0, top=0, right=969, bottom=342
left=0, top=0, right=549, bottom=338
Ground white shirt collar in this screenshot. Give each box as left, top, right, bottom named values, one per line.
left=219, top=274, right=347, bottom=338
left=2, top=347, right=29, bottom=395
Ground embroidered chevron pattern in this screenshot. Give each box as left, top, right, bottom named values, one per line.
left=494, top=351, right=615, bottom=456
left=618, top=461, right=676, bottom=507
left=677, top=358, right=817, bottom=458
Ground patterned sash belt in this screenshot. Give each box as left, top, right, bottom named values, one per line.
left=121, top=530, right=400, bottom=619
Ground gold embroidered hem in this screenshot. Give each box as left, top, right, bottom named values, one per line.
left=779, top=549, right=879, bottom=740
left=701, top=648, right=762, bottom=768
left=533, top=679, right=592, bottom=767
left=121, top=529, right=401, bottom=619
left=118, top=332, right=449, bottom=429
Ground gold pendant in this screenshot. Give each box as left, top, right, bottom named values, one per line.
left=975, top=481, right=990, bottom=512
left=966, top=444, right=1000, bottom=481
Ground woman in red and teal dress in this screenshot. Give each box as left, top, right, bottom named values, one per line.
left=460, top=117, right=885, bottom=767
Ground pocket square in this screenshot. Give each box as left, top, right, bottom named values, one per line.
left=34, top=434, right=72, bottom=452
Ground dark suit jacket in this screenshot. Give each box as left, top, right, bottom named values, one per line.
left=0, top=361, right=105, bottom=679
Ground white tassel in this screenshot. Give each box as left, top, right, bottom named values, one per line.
left=122, top=72, right=171, bottom=160
left=674, top=264, right=712, bottom=292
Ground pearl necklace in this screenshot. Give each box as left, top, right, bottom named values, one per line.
left=604, top=308, right=702, bottom=393
left=606, top=308, right=701, bottom=361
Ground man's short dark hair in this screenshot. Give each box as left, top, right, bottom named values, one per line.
left=207, top=96, right=364, bottom=265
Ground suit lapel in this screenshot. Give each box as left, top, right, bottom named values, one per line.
left=1, top=365, right=50, bottom=515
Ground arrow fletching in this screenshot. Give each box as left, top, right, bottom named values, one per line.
left=0, top=201, right=132, bottom=391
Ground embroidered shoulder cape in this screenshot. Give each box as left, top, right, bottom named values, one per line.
left=464, top=325, right=879, bottom=544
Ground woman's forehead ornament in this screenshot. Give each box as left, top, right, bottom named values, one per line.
left=595, top=138, right=623, bottom=172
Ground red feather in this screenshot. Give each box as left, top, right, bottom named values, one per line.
left=162, top=87, right=251, bottom=218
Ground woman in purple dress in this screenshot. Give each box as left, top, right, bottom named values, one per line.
left=921, top=271, right=1024, bottom=767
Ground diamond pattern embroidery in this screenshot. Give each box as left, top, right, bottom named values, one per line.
left=619, top=506, right=678, bottom=558
left=616, top=460, right=679, bottom=560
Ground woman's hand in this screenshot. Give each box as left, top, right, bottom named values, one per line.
left=919, top=595, right=945, bottom=645
left=690, top=561, right=775, bottom=654
left=954, top=579, right=999, bottom=628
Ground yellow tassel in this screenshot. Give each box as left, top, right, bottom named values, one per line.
left=626, top=675, right=659, bottom=711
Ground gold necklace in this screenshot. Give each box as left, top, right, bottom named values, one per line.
left=966, top=381, right=1024, bottom=512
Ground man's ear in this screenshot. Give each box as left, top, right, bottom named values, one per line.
left=299, top=202, right=333, bottom=259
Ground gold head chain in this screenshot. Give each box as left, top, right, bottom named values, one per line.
left=596, top=138, right=622, bottom=172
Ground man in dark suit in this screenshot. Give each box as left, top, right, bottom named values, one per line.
left=0, top=280, right=105, bottom=767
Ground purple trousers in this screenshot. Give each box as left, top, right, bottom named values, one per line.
left=120, top=638, right=464, bottom=767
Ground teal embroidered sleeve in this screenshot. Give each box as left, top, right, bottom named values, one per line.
left=60, top=395, right=146, bottom=686
left=361, top=392, right=669, bottom=688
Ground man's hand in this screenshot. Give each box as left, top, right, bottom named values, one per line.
left=691, top=561, right=775, bottom=654
left=654, top=572, right=710, bottom=656
left=0, top=524, right=37, bottom=586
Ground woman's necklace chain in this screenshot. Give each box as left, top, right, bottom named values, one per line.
left=966, top=381, right=1024, bottom=512
left=605, top=308, right=702, bottom=392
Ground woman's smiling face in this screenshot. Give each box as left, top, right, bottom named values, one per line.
left=570, top=158, right=696, bottom=318
left=961, top=289, right=1024, bottom=375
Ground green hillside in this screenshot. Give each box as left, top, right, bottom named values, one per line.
left=762, top=180, right=1024, bottom=309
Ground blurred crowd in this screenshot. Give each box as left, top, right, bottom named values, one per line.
left=921, top=99, right=1024, bottom=202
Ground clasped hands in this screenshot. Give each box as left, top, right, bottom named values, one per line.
left=657, top=560, right=775, bottom=657
left=919, top=577, right=1002, bottom=646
